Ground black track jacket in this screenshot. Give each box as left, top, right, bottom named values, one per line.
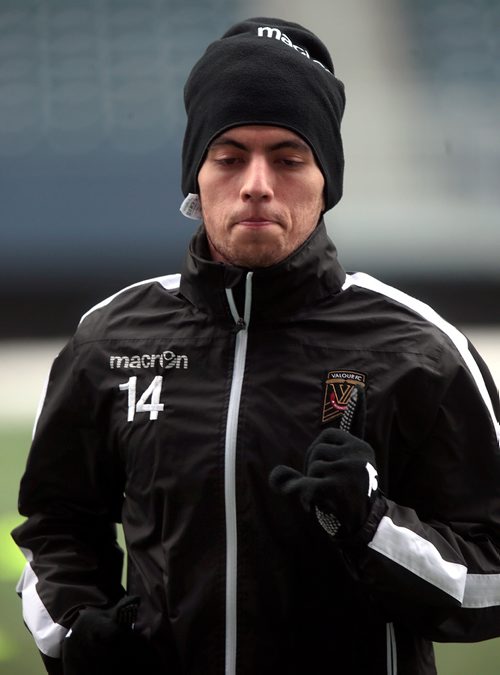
left=13, top=222, right=500, bottom=674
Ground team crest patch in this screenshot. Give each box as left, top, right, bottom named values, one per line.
left=322, top=370, right=366, bottom=423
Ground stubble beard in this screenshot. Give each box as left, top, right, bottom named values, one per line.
left=203, top=200, right=323, bottom=269
left=205, top=228, right=288, bottom=269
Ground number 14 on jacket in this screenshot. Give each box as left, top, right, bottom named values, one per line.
left=119, top=376, right=164, bottom=422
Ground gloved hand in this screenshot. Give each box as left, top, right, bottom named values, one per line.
left=62, top=595, right=160, bottom=675
left=269, top=387, right=380, bottom=537
left=269, top=427, right=379, bottom=535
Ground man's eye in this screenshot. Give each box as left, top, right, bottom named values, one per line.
left=279, top=158, right=303, bottom=167
left=214, top=157, right=241, bottom=166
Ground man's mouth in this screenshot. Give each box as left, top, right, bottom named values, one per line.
left=234, top=216, right=280, bottom=227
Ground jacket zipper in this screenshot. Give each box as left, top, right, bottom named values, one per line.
left=224, top=272, right=253, bottom=675
left=386, top=622, right=398, bottom=675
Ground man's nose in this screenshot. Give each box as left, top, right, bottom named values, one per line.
left=239, top=157, right=274, bottom=201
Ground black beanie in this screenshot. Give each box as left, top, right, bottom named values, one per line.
left=182, top=17, right=346, bottom=212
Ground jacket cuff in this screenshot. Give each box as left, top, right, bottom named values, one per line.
left=40, top=651, right=64, bottom=675
left=330, top=494, right=388, bottom=548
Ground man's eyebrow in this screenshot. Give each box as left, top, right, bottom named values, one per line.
left=208, top=136, right=312, bottom=154
left=209, top=138, right=247, bottom=151
left=269, top=140, right=311, bottom=153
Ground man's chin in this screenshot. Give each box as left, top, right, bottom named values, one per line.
left=208, top=228, right=288, bottom=267
left=211, top=229, right=279, bottom=267
left=229, top=245, right=286, bottom=268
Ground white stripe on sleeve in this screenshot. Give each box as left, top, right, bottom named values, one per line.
left=342, top=272, right=500, bottom=444
left=79, top=273, right=181, bottom=324
left=17, top=553, right=67, bottom=657
left=463, top=574, right=500, bottom=609
left=368, top=516, right=467, bottom=603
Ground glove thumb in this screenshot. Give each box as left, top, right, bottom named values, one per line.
left=269, top=465, right=304, bottom=496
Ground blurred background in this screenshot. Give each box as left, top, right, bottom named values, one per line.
left=0, top=0, right=498, bottom=672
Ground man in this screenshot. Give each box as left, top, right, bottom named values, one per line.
left=12, top=17, right=500, bottom=675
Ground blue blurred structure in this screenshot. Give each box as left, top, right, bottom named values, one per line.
left=0, top=0, right=498, bottom=336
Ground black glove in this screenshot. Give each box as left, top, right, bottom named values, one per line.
left=62, top=595, right=160, bottom=675
left=269, top=387, right=380, bottom=537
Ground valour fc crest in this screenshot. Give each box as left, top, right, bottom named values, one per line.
left=322, top=370, right=366, bottom=423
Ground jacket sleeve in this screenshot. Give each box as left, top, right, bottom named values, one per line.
left=342, top=337, right=500, bottom=642
left=11, top=337, right=125, bottom=669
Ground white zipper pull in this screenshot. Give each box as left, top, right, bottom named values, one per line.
left=225, top=271, right=254, bottom=330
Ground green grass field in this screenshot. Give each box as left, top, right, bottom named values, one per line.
left=2, top=424, right=500, bottom=674
left=1, top=426, right=43, bottom=674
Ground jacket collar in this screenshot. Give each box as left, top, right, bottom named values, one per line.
left=179, top=219, right=346, bottom=324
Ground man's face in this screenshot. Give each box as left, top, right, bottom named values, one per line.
left=197, top=125, right=325, bottom=268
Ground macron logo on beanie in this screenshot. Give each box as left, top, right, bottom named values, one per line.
left=257, top=25, right=332, bottom=74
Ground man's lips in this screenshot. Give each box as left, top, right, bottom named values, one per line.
left=234, top=217, right=280, bottom=227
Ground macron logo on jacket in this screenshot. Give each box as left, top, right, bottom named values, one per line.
left=109, top=350, right=188, bottom=370
left=257, top=26, right=332, bottom=73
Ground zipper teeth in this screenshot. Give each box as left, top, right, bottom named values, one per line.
left=224, top=326, right=248, bottom=675
left=224, top=272, right=253, bottom=675
left=386, top=622, right=397, bottom=675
